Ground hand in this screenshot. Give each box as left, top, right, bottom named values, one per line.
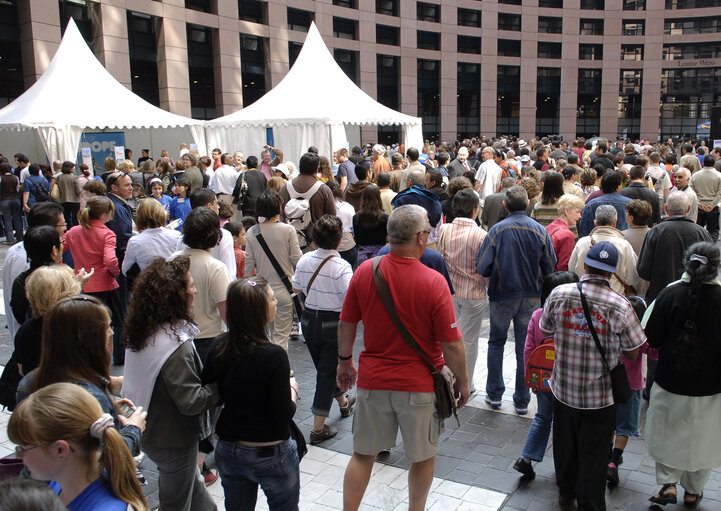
left=453, top=380, right=471, bottom=410
left=76, top=267, right=95, bottom=288
left=263, top=144, right=270, bottom=150
left=336, top=360, right=357, bottom=392
left=108, top=375, right=123, bottom=395
left=23, top=204, right=30, bottom=213
left=119, top=406, right=147, bottom=433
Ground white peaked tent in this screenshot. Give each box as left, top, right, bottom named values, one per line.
left=0, top=19, right=206, bottom=163
left=205, top=23, right=423, bottom=161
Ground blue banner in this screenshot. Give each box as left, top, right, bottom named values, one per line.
left=77, top=132, right=126, bottom=167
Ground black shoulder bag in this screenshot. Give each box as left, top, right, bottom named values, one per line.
left=577, top=282, right=632, bottom=404
left=372, top=256, right=459, bottom=425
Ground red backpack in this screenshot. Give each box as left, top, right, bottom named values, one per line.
left=525, top=337, right=555, bottom=392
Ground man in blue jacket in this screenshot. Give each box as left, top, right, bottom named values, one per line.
left=577, top=171, right=632, bottom=237
left=476, top=186, right=556, bottom=414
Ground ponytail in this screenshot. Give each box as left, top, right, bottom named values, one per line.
left=79, top=195, right=115, bottom=229
left=100, top=427, right=149, bottom=511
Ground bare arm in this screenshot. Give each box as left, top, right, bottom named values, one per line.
left=336, top=320, right=358, bottom=391
left=340, top=175, right=348, bottom=192
left=217, top=301, right=227, bottom=323
left=441, top=340, right=471, bottom=409
left=622, top=347, right=640, bottom=361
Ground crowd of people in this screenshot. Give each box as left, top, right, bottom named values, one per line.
left=0, top=134, right=720, bottom=511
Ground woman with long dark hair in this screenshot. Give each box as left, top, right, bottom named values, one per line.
left=123, top=256, right=219, bottom=511
left=531, top=171, right=564, bottom=227
left=644, top=242, right=721, bottom=508
left=202, top=278, right=300, bottom=510
left=352, top=184, right=388, bottom=263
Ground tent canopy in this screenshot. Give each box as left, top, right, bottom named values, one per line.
left=205, top=22, right=422, bottom=160
left=0, top=18, right=205, bottom=162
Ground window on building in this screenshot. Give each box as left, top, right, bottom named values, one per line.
left=498, top=0, right=522, bottom=5
left=376, top=24, right=400, bottom=45
left=498, top=39, right=521, bottom=57
left=664, top=17, right=721, bottom=35
left=577, top=69, right=601, bottom=137
left=624, top=0, right=646, bottom=10
left=417, top=30, right=440, bottom=50
left=579, top=43, right=603, bottom=59
left=238, top=0, right=266, bottom=23
left=187, top=24, right=216, bottom=119
left=287, top=8, right=314, bottom=31
left=334, top=49, right=358, bottom=83
left=536, top=67, right=561, bottom=136
left=498, top=13, right=522, bottom=31
left=60, top=0, right=93, bottom=47
left=0, top=0, right=24, bottom=107
left=666, top=0, right=721, bottom=8
left=538, top=16, right=562, bottom=33
left=333, top=18, right=357, bottom=40
left=660, top=67, right=721, bottom=139
left=334, top=0, right=357, bottom=8
left=580, top=19, right=604, bottom=35
left=581, top=0, right=604, bottom=8
left=376, top=0, right=399, bottom=16
left=663, top=42, right=721, bottom=59
left=497, top=65, right=520, bottom=135
left=377, top=55, right=400, bottom=144
left=288, top=41, right=302, bottom=67
left=417, top=59, right=440, bottom=141
left=622, top=20, right=645, bottom=35
left=127, top=12, right=160, bottom=107
left=458, top=63, right=480, bottom=139
left=538, top=41, right=562, bottom=58
left=458, top=8, right=482, bottom=28
left=240, top=34, right=266, bottom=107
left=538, top=0, right=563, bottom=7
left=458, top=35, right=481, bottom=54
left=185, top=0, right=212, bottom=14
left=417, top=2, right=440, bottom=22
left=621, top=44, right=644, bottom=60
left=618, top=69, right=642, bottom=139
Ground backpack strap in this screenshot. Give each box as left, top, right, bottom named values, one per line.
left=287, top=179, right=324, bottom=200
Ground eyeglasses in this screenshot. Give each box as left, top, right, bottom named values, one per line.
left=15, top=445, right=39, bottom=457
left=416, top=227, right=432, bottom=235
left=105, top=172, right=129, bottom=188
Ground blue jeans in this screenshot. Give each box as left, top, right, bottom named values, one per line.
left=522, top=390, right=554, bottom=461
left=0, top=198, right=23, bottom=243
left=487, top=297, right=539, bottom=408
left=216, top=439, right=300, bottom=511
left=300, top=308, right=344, bottom=416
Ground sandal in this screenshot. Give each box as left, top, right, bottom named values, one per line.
left=649, top=484, right=677, bottom=505
left=683, top=492, right=703, bottom=509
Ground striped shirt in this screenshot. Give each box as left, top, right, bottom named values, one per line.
left=438, top=218, right=488, bottom=300
left=292, top=248, right=353, bottom=311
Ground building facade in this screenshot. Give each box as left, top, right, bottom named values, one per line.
left=1, top=0, right=720, bottom=144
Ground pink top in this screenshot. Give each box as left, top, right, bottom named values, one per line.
left=64, top=219, right=119, bottom=293
left=524, top=308, right=546, bottom=368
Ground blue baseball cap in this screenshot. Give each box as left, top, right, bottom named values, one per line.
left=584, top=241, right=618, bottom=273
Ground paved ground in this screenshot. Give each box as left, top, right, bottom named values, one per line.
left=1, top=240, right=719, bottom=510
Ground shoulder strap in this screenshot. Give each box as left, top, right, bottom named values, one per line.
left=306, top=255, right=335, bottom=294
left=371, top=256, right=438, bottom=374
left=287, top=179, right=324, bottom=200
left=576, top=282, right=612, bottom=374
left=548, top=226, right=568, bottom=238
left=254, top=229, right=293, bottom=294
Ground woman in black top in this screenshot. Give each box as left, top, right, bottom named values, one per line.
left=202, top=278, right=299, bottom=511
left=352, top=184, right=388, bottom=263
left=644, top=242, right=721, bottom=508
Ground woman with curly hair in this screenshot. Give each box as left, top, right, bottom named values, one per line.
left=9, top=382, right=149, bottom=511
left=122, top=256, right=220, bottom=511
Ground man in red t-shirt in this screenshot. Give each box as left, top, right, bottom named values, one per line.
left=337, top=204, right=470, bottom=511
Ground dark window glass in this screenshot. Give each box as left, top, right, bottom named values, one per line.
left=498, top=13, right=522, bottom=31
left=624, top=0, right=646, bottom=9
left=376, top=0, right=399, bottom=16
left=577, top=68, right=602, bottom=137
left=417, top=2, right=440, bottom=22
left=60, top=0, right=93, bottom=48
left=334, top=49, right=358, bottom=84
left=238, top=0, right=265, bottom=23
left=536, top=67, right=561, bottom=136
left=377, top=55, right=400, bottom=144
left=497, top=65, right=520, bottom=136
left=334, top=0, right=357, bottom=8
left=621, top=44, right=644, bottom=60
left=618, top=69, right=642, bottom=139
left=0, top=0, right=24, bottom=107
left=458, top=8, right=482, bottom=28
left=288, top=41, right=302, bottom=67
left=376, top=24, right=400, bottom=45
left=334, top=18, right=357, bottom=40
left=663, top=42, right=721, bottom=59
left=579, top=43, right=603, bottom=59
left=666, top=0, right=721, bottom=8
left=660, top=68, right=721, bottom=139
left=287, top=8, right=314, bottom=31
left=498, top=39, right=521, bottom=57
left=580, top=0, right=604, bottom=8
left=538, top=41, right=562, bottom=58
left=417, top=30, right=440, bottom=50
left=185, top=0, right=212, bottom=13
left=127, top=12, right=159, bottom=107
left=499, top=0, right=522, bottom=5
left=458, top=35, right=481, bottom=54
left=187, top=24, right=216, bottom=119
left=538, top=16, right=562, bottom=33
left=457, top=62, right=480, bottom=139
left=580, top=19, right=604, bottom=35
left=539, top=0, right=563, bottom=7
left=622, top=20, right=645, bottom=35
left=664, top=17, right=721, bottom=34
left=240, top=34, right=266, bottom=107
left=418, top=59, right=440, bottom=141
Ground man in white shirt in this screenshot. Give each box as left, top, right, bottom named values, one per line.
left=211, top=153, right=239, bottom=196
left=475, top=147, right=503, bottom=207
left=646, top=152, right=672, bottom=204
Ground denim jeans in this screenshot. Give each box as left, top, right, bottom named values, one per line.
left=301, top=308, right=344, bottom=416
left=215, top=438, right=300, bottom=511
left=453, top=297, right=488, bottom=392
left=521, top=390, right=554, bottom=461
left=487, top=297, right=539, bottom=408
left=0, top=198, right=23, bottom=243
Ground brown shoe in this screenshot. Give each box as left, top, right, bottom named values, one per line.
left=310, top=424, right=338, bottom=444
left=339, top=394, right=356, bottom=418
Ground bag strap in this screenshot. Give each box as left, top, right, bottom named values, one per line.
left=549, top=226, right=568, bottom=238
left=371, top=256, right=438, bottom=375
left=287, top=179, right=324, bottom=200
left=254, top=228, right=293, bottom=295
left=576, top=282, right=612, bottom=375
left=306, top=255, right=335, bottom=295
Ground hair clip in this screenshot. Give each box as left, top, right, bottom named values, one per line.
left=248, top=280, right=257, bottom=287
left=690, top=254, right=708, bottom=265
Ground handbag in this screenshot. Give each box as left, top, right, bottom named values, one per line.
left=371, top=256, right=459, bottom=425
left=253, top=228, right=304, bottom=319
left=289, top=420, right=307, bottom=461
left=577, top=282, right=632, bottom=404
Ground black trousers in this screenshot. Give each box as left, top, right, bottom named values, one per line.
left=697, top=206, right=719, bottom=242
left=553, top=398, right=616, bottom=511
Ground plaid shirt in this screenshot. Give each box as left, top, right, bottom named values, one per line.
left=540, top=274, right=645, bottom=409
